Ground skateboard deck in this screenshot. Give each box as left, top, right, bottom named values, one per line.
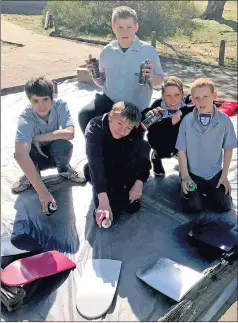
left=1, top=250, right=76, bottom=286
left=76, top=259, right=122, bottom=319
left=188, top=222, right=238, bottom=253
left=1, top=235, right=42, bottom=257
left=136, top=257, right=204, bottom=302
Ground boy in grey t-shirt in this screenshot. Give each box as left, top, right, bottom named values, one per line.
left=13, top=76, right=85, bottom=214
left=176, top=78, right=237, bottom=213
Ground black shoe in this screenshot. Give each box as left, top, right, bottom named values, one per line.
left=126, top=200, right=141, bottom=214
left=151, top=151, right=165, bottom=177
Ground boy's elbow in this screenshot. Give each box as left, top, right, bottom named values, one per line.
left=66, top=126, right=74, bottom=140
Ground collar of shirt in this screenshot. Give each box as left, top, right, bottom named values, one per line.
left=192, top=104, right=219, bottom=132
left=111, top=35, right=141, bottom=54
left=161, top=100, right=186, bottom=117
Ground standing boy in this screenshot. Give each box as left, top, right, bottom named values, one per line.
left=78, top=5, right=164, bottom=133
left=84, top=101, right=151, bottom=228
left=176, top=78, right=237, bottom=213
left=13, top=76, right=85, bottom=214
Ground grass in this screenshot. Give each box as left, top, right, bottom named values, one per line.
left=2, top=1, right=237, bottom=68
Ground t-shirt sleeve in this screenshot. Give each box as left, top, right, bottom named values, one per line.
left=15, top=114, right=34, bottom=143
left=223, top=117, right=237, bottom=149
left=99, top=48, right=105, bottom=74
left=150, top=47, right=164, bottom=76
left=175, top=118, right=187, bottom=151
left=58, top=101, right=74, bottom=129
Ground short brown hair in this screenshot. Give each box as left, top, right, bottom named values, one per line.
left=112, top=6, right=138, bottom=25
left=25, top=76, right=54, bottom=100
left=162, top=76, right=184, bottom=94
left=190, top=77, right=215, bottom=95
left=111, top=101, right=141, bottom=128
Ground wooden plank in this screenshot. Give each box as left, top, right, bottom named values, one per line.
left=159, top=254, right=238, bottom=322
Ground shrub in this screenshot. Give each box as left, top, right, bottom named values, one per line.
left=43, top=1, right=199, bottom=39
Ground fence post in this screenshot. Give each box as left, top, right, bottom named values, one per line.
left=53, top=81, right=58, bottom=95
left=151, top=31, right=156, bottom=48
left=48, top=14, right=53, bottom=28
left=44, top=11, right=50, bottom=30
left=218, top=40, right=225, bottom=66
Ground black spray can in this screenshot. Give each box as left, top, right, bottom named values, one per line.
left=184, top=183, right=196, bottom=199
left=88, top=54, right=101, bottom=79
left=138, top=59, right=150, bottom=85
left=47, top=202, right=57, bottom=216
left=141, top=110, right=163, bottom=130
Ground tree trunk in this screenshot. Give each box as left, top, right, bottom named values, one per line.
left=201, top=0, right=227, bottom=20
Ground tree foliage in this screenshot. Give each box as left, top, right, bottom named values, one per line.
left=43, top=1, right=199, bottom=39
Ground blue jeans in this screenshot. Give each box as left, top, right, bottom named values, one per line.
left=29, top=140, right=73, bottom=173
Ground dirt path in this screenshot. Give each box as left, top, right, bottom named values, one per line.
left=1, top=19, right=237, bottom=102
left=1, top=19, right=102, bottom=89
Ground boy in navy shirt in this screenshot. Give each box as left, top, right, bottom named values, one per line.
left=84, top=101, right=151, bottom=228
left=144, top=76, right=194, bottom=176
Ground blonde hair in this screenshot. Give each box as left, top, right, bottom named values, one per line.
left=112, top=6, right=138, bottom=25
left=191, top=77, right=215, bottom=94
left=162, top=76, right=184, bottom=94
left=111, top=101, right=141, bottom=128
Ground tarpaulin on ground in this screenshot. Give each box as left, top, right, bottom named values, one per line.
left=1, top=81, right=237, bottom=321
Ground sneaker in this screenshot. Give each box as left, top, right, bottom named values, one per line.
left=12, top=175, right=31, bottom=193
left=59, top=165, right=86, bottom=183
left=151, top=151, right=165, bottom=177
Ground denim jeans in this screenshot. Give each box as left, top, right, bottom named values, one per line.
left=29, top=139, right=73, bottom=173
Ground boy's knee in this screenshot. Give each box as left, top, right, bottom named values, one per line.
left=51, top=140, right=73, bottom=153
left=182, top=192, right=204, bottom=214
left=78, top=100, right=95, bottom=130
left=212, top=195, right=232, bottom=212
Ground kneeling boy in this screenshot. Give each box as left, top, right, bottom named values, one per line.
left=84, top=101, right=151, bottom=228
left=176, top=78, right=237, bottom=213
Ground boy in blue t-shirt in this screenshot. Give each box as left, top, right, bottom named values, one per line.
left=176, top=78, right=237, bottom=213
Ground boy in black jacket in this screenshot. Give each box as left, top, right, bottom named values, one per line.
left=84, top=101, right=151, bottom=228
left=144, top=76, right=194, bottom=176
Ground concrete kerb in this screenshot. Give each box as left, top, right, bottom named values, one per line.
left=49, top=32, right=237, bottom=72
left=1, top=75, right=78, bottom=96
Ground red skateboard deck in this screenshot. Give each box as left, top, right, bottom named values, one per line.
left=1, top=250, right=76, bottom=286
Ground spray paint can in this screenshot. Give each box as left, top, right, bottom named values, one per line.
left=101, top=218, right=112, bottom=229
left=47, top=202, right=57, bottom=215
left=88, top=54, right=101, bottom=79
left=138, top=59, right=150, bottom=85
left=141, top=110, right=163, bottom=130
left=101, top=212, right=113, bottom=229
left=185, top=183, right=196, bottom=199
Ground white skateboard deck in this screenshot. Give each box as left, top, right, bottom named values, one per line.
left=76, top=259, right=122, bottom=319
left=136, top=257, right=204, bottom=302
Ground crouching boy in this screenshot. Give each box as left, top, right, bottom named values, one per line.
left=176, top=78, right=237, bottom=213
left=13, top=76, right=85, bottom=214
left=144, top=76, right=195, bottom=176
left=84, top=101, right=151, bottom=228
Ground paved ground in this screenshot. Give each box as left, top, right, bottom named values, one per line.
left=1, top=18, right=237, bottom=321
